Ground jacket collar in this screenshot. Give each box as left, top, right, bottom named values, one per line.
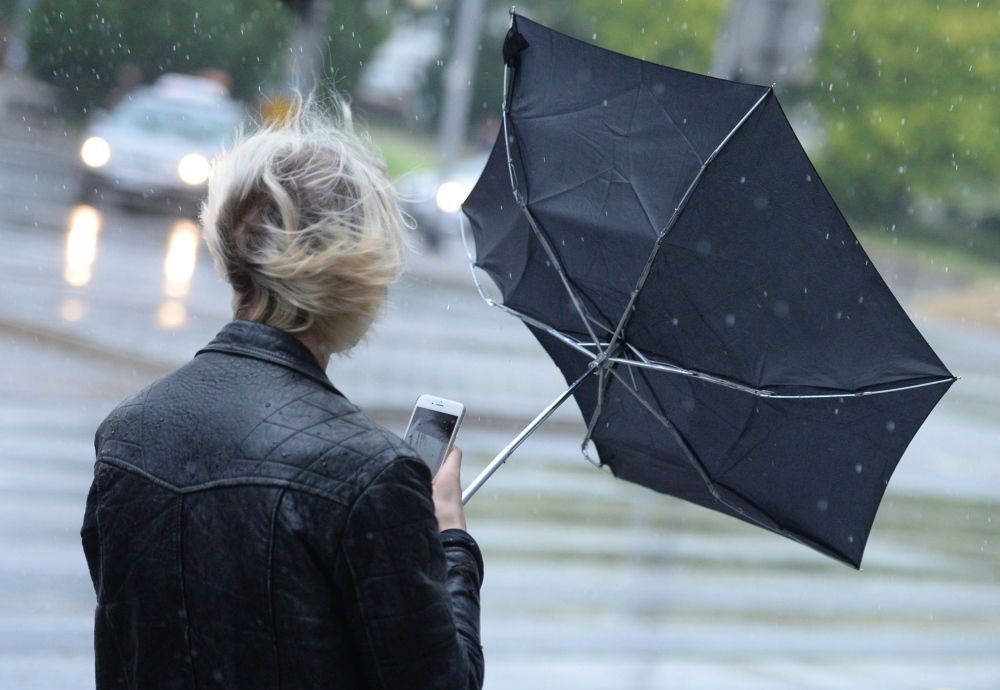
left=195, top=319, right=344, bottom=397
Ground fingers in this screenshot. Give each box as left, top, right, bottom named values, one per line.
left=431, top=446, right=467, bottom=531
left=434, top=446, right=462, bottom=484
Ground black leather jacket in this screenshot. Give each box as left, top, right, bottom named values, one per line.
left=81, top=319, right=485, bottom=689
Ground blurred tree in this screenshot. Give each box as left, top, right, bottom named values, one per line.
left=316, top=0, right=393, bottom=96
left=807, top=0, right=1000, bottom=226
left=550, top=0, right=727, bottom=73
left=26, top=0, right=293, bottom=115
left=24, top=0, right=389, bottom=116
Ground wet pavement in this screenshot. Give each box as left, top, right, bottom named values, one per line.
left=1, top=125, right=998, bottom=689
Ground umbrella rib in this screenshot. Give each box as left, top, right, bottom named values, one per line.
left=518, top=203, right=606, bottom=352
left=459, top=213, right=598, bottom=361
left=462, top=365, right=596, bottom=504
left=499, top=53, right=608, bottom=353
left=603, top=86, right=774, bottom=358
left=605, top=366, right=859, bottom=566
left=607, top=354, right=955, bottom=399
left=605, top=366, right=717, bottom=495
left=580, top=362, right=613, bottom=461
left=497, top=302, right=599, bottom=360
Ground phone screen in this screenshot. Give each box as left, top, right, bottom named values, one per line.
left=403, top=407, right=458, bottom=476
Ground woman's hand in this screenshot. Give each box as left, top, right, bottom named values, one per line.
left=432, top=446, right=467, bottom=532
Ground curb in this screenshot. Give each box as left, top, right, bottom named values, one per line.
left=0, top=315, right=172, bottom=378
left=0, top=313, right=584, bottom=434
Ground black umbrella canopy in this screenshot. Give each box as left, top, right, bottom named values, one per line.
left=461, top=14, right=954, bottom=568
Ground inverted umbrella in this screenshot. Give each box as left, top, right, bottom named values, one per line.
left=459, top=13, right=955, bottom=568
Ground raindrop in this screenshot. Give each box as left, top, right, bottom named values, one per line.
left=848, top=535, right=855, bottom=543
left=671, top=317, right=679, bottom=326
left=885, top=420, right=896, bottom=432
left=724, top=313, right=736, bottom=326
left=739, top=176, right=746, bottom=184
left=858, top=296, right=864, bottom=304
left=855, top=463, right=863, bottom=473
left=817, top=499, right=829, bottom=512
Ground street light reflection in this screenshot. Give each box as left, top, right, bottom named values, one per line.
left=59, top=297, right=87, bottom=322
left=163, top=219, right=199, bottom=299
left=157, top=300, right=187, bottom=329
left=157, top=219, right=200, bottom=329
left=64, top=205, right=102, bottom=287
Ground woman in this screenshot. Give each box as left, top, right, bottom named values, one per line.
left=81, top=101, right=484, bottom=690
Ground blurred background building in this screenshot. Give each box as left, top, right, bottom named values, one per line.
left=0, top=1, right=998, bottom=688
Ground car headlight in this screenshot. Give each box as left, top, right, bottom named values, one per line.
left=177, top=153, right=210, bottom=186
left=435, top=181, right=471, bottom=214
left=80, top=137, right=111, bottom=168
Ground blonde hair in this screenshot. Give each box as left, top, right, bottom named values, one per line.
left=201, top=97, right=405, bottom=354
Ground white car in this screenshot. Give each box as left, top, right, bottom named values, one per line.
left=78, top=73, right=244, bottom=212
left=396, top=154, right=489, bottom=251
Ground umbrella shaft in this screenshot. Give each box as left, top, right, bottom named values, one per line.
left=462, top=368, right=592, bottom=504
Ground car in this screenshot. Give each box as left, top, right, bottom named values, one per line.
left=396, top=154, right=488, bottom=251
left=78, top=73, right=245, bottom=214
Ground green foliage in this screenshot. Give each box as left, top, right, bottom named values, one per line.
left=1, top=0, right=17, bottom=20
left=804, top=1, right=1000, bottom=223
left=24, top=0, right=389, bottom=116
left=544, top=0, right=727, bottom=72
left=318, top=0, right=393, bottom=96
left=27, top=0, right=293, bottom=115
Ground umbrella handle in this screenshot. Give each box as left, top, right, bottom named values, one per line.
left=462, top=368, right=593, bottom=504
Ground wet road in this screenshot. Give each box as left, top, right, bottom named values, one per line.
left=1, top=125, right=998, bottom=689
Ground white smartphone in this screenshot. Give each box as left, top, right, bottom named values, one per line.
left=403, top=395, right=465, bottom=477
